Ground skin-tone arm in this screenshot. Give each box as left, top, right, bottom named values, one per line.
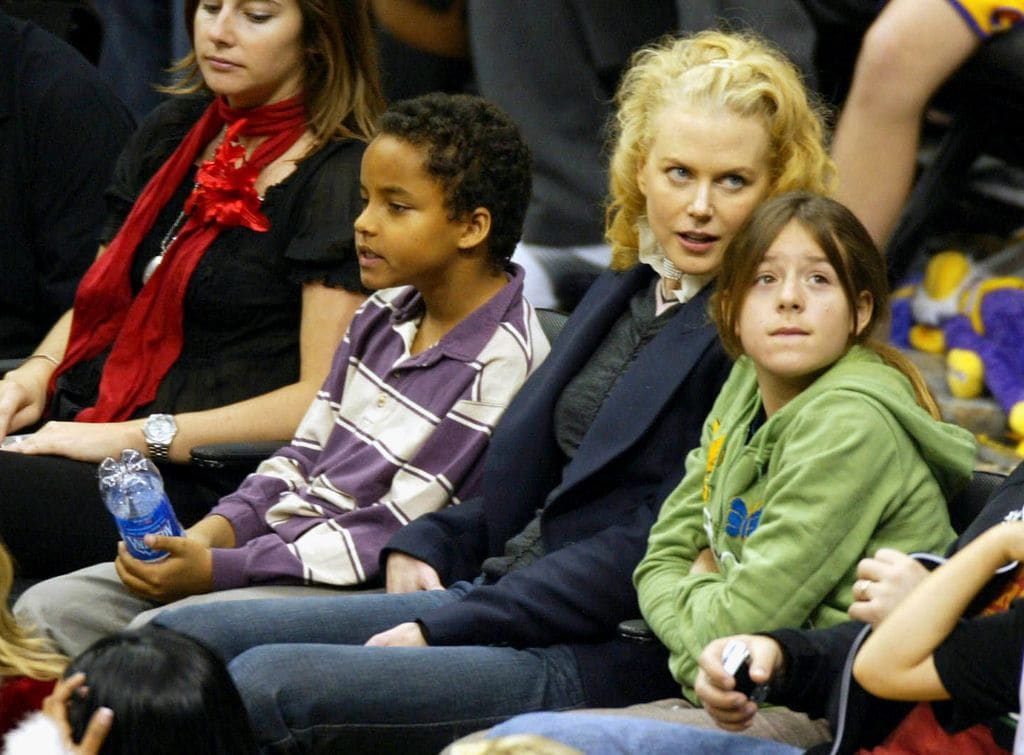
left=695, top=634, right=784, bottom=731
left=848, top=548, right=929, bottom=625
left=1, top=282, right=364, bottom=463
left=853, top=521, right=1024, bottom=701
left=832, top=0, right=979, bottom=247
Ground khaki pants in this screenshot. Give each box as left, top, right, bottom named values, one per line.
left=14, top=561, right=376, bottom=656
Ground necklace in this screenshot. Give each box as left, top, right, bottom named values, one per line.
left=142, top=184, right=198, bottom=285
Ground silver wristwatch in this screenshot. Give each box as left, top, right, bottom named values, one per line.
left=142, top=413, right=178, bottom=462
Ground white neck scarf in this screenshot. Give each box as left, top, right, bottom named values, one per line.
left=637, top=217, right=714, bottom=305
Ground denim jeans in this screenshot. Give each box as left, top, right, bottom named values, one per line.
left=486, top=712, right=804, bottom=755
left=153, top=582, right=588, bottom=754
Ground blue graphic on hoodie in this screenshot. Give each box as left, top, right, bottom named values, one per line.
left=725, top=498, right=763, bottom=538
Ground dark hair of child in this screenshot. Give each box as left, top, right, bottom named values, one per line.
left=378, top=92, right=533, bottom=269
left=64, top=626, right=258, bottom=755
left=711, top=192, right=939, bottom=417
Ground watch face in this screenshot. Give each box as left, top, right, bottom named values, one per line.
left=145, top=415, right=177, bottom=444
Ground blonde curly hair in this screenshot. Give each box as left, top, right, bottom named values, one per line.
left=606, top=30, right=835, bottom=270
left=0, top=542, right=66, bottom=680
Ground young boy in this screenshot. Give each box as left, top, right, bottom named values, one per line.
left=16, top=93, right=549, bottom=655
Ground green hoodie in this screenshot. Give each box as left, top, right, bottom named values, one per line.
left=635, top=345, right=975, bottom=700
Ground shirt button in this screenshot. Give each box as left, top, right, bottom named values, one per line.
left=377, top=394, right=387, bottom=408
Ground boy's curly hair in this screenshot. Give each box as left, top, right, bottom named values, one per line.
left=380, top=93, right=533, bottom=268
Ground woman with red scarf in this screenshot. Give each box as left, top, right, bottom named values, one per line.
left=0, top=0, right=384, bottom=578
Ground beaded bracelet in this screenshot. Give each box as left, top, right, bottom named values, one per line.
left=24, top=353, right=60, bottom=367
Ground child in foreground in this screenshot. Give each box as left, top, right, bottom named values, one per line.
left=17, top=93, right=549, bottom=656
left=3, top=626, right=257, bottom=754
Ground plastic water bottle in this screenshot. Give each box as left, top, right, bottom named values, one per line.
left=98, top=450, right=184, bottom=562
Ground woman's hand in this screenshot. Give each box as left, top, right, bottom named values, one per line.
left=365, top=622, right=428, bottom=647
left=0, top=366, right=50, bottom=438
left=2, top=419, right=145, bottom=462
left=42, top=673, right=113, bottom=755
left=848, top=548, right=928, bottom=626
left=385, top=551, right=443, bottom=593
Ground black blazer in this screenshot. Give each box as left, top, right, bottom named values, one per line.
left=384, top=265, right=732, bottom=705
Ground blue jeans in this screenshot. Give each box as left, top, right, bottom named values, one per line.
left=488, top=712, right=804, bottom=755
left=153, top=583, right=588, bottom=754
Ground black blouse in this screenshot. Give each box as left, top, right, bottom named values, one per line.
left=52, top=96, right=365, bottom=421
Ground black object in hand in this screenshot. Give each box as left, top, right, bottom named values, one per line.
left=721, top=639, right=771, bottom=703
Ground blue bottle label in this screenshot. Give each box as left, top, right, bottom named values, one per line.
left=114, top=495, right=183, bottom=562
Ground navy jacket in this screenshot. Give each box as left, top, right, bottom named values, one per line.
left=384, top=265, right=732, bottom=706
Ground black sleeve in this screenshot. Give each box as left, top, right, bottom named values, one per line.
left=765, top=622, right=914, bottom=750
left=280, top=139, right=365, bottom=292
left=415, top=485, right=664, bottom=648
left=764, top=622, right=866, bottom=721
left=22, top=43, right=135, bottom=320
left=933, top=599, right=1024, bottom=723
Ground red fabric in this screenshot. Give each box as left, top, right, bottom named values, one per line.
left=856, top=699, right=1007, bottom=754
left=0, top=676, right=55, bottom=735
left=51, top=95, right=307, bottom=422
left=855, top=566, right=1024, bottom=755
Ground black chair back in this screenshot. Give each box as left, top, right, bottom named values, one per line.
left=948, top=469, right=1008, bottom=535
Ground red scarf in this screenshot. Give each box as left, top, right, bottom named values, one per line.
left=52, top=95, right=308, bottom=422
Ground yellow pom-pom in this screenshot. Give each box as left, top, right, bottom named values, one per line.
left=947, top=348, right=984, bottom=398
left=923, top=251, right=971, bottom=299
left=909, top=325, right=946, bottom=354
left=1009, top=402, right=1024, bottom=437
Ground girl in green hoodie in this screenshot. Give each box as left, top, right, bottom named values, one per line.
left=631, top=193, right=976, bottom=740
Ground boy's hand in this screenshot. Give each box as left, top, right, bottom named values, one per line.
left=114, top=535, right=214, bottom=603
left=848, top=548, right=928, bottom=626
left=365, top=621, right=428, bottom=647
left=695, top=635, right=782, bottom=731
left=385, top=552, right=443, bottom=593
left=43, top=673, right=113, bottom=755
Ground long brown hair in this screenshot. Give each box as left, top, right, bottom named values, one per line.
left=712, top=193, right=939, bottom=417
left=167, top=0, right=384, bottom=145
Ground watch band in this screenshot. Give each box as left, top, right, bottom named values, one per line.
left=145, top=438, right=171, bottom=463
left=142, top=414, right=177, bottom=463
